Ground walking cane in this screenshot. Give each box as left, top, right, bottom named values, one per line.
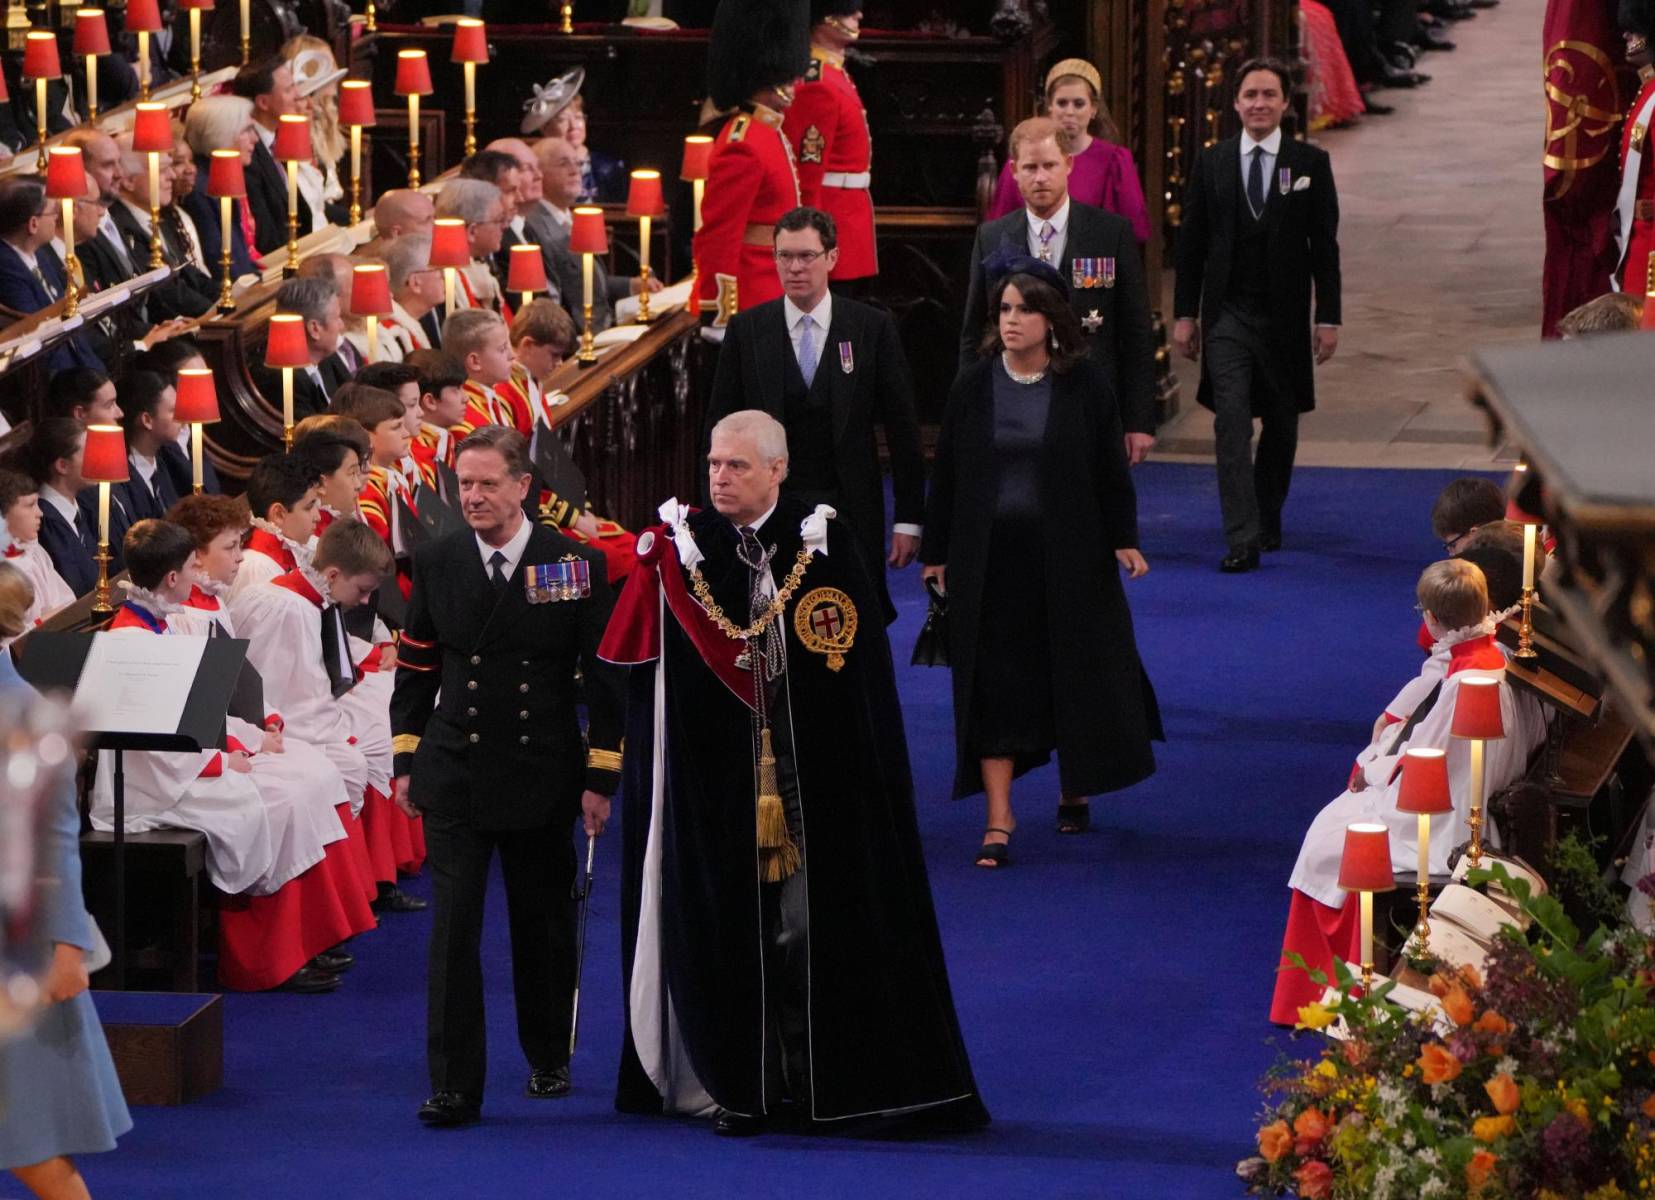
left=569, top=832, right=597, bottom=1058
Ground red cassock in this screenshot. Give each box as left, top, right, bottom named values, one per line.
left=1615, top=75, right=1655, bottom=296
left=784, top=47, right=876, bottom=280
left=693, top=104, right=801, bottom=322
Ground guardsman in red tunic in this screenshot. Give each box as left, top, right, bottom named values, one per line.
left=693, top=0, right=810, bottom=326
left=784, top=3, right=876, bottom=282
left=1615, top=4, right=1655, bottom=295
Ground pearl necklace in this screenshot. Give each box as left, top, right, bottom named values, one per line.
left=1001, top=352, right=1048, bottom=385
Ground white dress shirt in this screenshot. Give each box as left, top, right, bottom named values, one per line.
left=1024, top=195, right=1071, bottom=267
left=475, top=512, right=533, bottom=581
left=39, top=484, right=80, bottom=531
left=129, top=451, right=160, bottom=501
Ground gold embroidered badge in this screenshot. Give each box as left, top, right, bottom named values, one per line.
left=801, top=126, right=826, bottom=165
left=794, top=587, right=857, bottom=672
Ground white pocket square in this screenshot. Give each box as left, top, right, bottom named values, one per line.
left=1292, top=176, right=1311, bottom=192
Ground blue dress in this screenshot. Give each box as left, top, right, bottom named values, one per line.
left=0, top=651, right=132, bottom=1168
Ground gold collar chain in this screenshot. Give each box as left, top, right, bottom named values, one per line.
left=689, top=547, right=814, bottom=642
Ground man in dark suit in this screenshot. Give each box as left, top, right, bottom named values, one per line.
left=959, top=116, right=1157, bottom=467
left=1173, top=57, right=1342, bottom=573
left=232, top=57, right=310, bottom=259
left=112, top=371, right=184, bottom=524
left=706, top=205, right=925, bottom=622
left=392, top=425, right=623, bottom=1129
left=0, top=177, right=104, bottom=373
left=264, top=276, right=350, bottom=419
left=112, top=135, right=218, bottom=320
left=28, top=418, right=102, bottom=596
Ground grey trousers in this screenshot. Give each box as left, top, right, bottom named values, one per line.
left=1206, top=309, right=1300, bottom=553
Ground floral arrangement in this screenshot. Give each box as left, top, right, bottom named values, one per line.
left=1239, top=866, right=1655, bottom=1199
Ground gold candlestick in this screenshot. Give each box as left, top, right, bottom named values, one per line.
left=216, top=195, right=236, bottom=313
left=635, top=213, right=654, bottom=323
left=61, top=198, right=79, bottom=317
left=1516, top=587, right=1538, bottom=660
left=348, top=127, right=365, bottom=225
left=84, top=54, right=98, bottom=121
left=33, top=78, right=46, bottom=172
left=560, top=3, right=572, bottom=33
left=282, top=368, right=294, bottom=448
left=137, top=30, right=149, bottom=100
left=406, top=94, right=421, bottom=188
left=578, top=251, right=596, bottom=364
left=463, top=62, right=476, bottom=158
left=190, top=423, right=204, bottom=493
left=284, top=159, right=300, bottom=276
left=92, top=482, right=112, bottom=612
left=147, top=153, right=163, bottom=268
left=1412, top=813, right=1432, bottom=954
left=239, top=0, right=249, bottom=63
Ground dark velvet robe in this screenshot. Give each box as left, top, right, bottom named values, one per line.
left=607, top=497, right=987, bottom=1129
left=921, top=357, right=1163, bottom=799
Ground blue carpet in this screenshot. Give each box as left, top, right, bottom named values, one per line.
left=79, top=463, right=1477, bottom=1200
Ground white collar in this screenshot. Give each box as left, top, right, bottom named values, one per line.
left=542, top=200, right=572, bottom=228
left=1025, top=194, right=1071, bottom=235
left=8, top=241, right=40, bottom=273
left=117, top=196, right=152, bottom=232
left=1242, top=127, right=1283, bottom=156
left=40, top=484, right=78, bottom=524
left=118, top=580, right=184, bottom=618
left=255, top=120, right=277, bottom=149
left=475, top=512, right=533, bottom=576
left=130, top=449, right=158, bottom=480
left=783, top=290, right=831, bottom=331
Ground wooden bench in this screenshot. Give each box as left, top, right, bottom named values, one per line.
left=79, top=828, right=207, bottom=993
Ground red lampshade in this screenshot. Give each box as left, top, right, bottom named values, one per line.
left=394, top=50, right=433, bottom=96
left=680, top=134, right=713, bottom=182
left=626, top=169, right=664, bottom=217
left=125, top=0, right=163, bottom=32
left=338, top=79, right=375, bottom=128
left=265, top=313, right=310, bottom=368
left=82, top=425, right=129, bottom=483
left=173, top=369, right=220, bottom=424
left=44, top=147, right=87, bottom=201
left=569, top=206, right=607, bottom=255
left=1643, top=250, right=1655, bottom=328
left=451, top=17, right=488, bottom=64
left=73, top=9, right=110, bottom=56
left=131, top=102, right=172, bottom=154
left=176, top=0, right=214, bottom=10
left=22, top=31, right=62, bottom=81
left=207, top=149, right=245, bottom=198
left=507, top=244, right=546, bottom=293
left=0, top=64, right=10, bottom=104
left=272, top=113, right=312, bottom=163
left=1337, top=823, right=1395, bottom=893
left=1450, top=675, right=1505, bottom=741
left=1395, top=748, right=1453, bottom=815
left=429, top=218, right=471, bottom=268
left=350, top=264, right=392, bottom=316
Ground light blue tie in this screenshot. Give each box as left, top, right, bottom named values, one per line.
left=797, top=314, right=818, bottom=387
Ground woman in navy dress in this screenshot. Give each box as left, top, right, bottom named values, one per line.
left=0, top=563, right=131, bottom=1198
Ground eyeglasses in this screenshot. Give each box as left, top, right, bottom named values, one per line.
left=774, top=250, right=824, bottom=267
left=469, top=216, right=505, bottom=230
left=1413, top=602, right=1427, bottom=615
left=1441, top=533, right=1466, bottom=553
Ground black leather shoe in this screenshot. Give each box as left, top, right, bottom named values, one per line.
left=1220, top=549, right=1261, bottom=574
left=526, top=1066, right=571, bottom=1098
left=275, top=965, right=340, bottom=994
left=373, top=885, right=429, bottom=914
left=1377, top=64, right=1429, bottom=87
left=714, top=1111, right=764, bottom=1137
left=311, top=949, right=353, bottom=973
left=1363, top=99, right=1396, bottom=116
left=1413, top=25, right=1456, bottom=49
left=418, top=1091, right=480, bottom=1127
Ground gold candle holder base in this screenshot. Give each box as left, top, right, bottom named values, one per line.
left=1515, top=585, right=1538, bottom=659
left=240, top=35, right=249, bottom=65
left=92, top=547, right=113, bottom=613
left=349, top=179, right=363, bottom=226
left=63, top=259, right=80, bottom=318
left=217, top=248, right=236, bottom=315
left=560, top=3, right=572, bottom=33
left=148, top=203, right=164, bottom=269
left=1412, top=880, right=1431, bottom=955
left=577, top=300, right=597, bottom=365
left=1360, top=960, right=1374, bottom=996
left=635, top=265, right=655, bottom=323
left=1467, top=807, right=1483, bottom=871
left=464, top=111, right=476, bottom=159
left=190, top=63, right=202, bottom=103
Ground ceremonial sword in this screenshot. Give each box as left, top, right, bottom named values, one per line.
left=569, top=832, right=597, bottom=1058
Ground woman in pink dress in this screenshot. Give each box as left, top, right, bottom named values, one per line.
left=987, top=58, right=1152, bottom=243
left=1302, top=0, right=1367, bottom=129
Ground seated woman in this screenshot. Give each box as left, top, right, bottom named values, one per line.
left=921, top=254, right=1161, bottom=866
left=0, top=563, right=132, bottom=1199
left=166, top=120, right=211, bottom=277
left=284, top=37, right=348, bottom=230
left=1269, top=560, right=1550, bottom=1025
left=179, top=94, right=261, bottom=281
left=986, top=59, right=1150, bottom=241
left=522, top=68, right=627, bottom=204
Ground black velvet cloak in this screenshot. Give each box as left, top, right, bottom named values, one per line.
left=602, top=496, right=988, bottom=1129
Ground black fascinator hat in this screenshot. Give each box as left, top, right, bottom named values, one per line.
left=982, top=246, right=1070, bottom=300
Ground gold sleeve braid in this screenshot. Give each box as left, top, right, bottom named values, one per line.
left=392, top=734, right=421, bottom=755
left=587, top=748, right=623, bottom=772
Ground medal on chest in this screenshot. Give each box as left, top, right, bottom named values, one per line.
left=793, top=586, right=857, bottom=672
left=525, top=555, right=590, bottom=603
left=1072, top=258, right=1115, bottom=290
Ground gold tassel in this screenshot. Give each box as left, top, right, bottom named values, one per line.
left=755, top=726, right=800, bottom=882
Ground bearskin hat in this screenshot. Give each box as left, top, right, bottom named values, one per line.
left=1620, top=0, right=1655, bottom=41
left=811, top=0, right=862, bottom=22
left=706, top=0, right=812, bottom=112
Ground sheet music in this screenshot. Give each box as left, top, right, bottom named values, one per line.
left=613, top=276, right=693, bottom=324
left=72, top=633, right=207, bottom=735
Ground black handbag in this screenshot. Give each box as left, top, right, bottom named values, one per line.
left=911, top=578, right=949, bottom=667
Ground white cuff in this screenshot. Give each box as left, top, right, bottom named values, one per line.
left=892, top=523, right=922, bottom=538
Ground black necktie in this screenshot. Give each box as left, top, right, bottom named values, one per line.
left=421, top=308, right=443, bottom=348
left=488, top=549, right=509, bottom=592
left=320, top=604, right=356, bottom=698
left=1247, top=145, right=1265, bottom=219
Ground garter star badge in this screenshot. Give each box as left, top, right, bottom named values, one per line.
left=1082, top=309, right=1103, bottom=332
left=794, top=587, right=857, bottom=672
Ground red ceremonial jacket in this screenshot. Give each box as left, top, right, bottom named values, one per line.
left=692, top=103, right=800, bottom=322
left=1617, top=74, right=1655, bottom=295
left=783, top=47, right=876, bottom=280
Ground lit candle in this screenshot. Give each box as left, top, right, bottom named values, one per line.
left=219, top=194, right=232, bottom=260
left=239, top=0, right=249, bottom=51
left=1468, top=737, right=1485, bottom=864
left=582, top=251, right=593, bottom=319
left=282, top=369, right=294, bottom=440
left=191, top=423, right=204, bottom=490
left=137, top=30, right=149, bottom=97
left=148, top=154, right=160, bottom=220
left=444, top=267, right=456, bottom=313
left=84, top=55, right=97, bottom=118
left=407, top=93, right=420, bottom=161
left=1417, top=813, right=1430, bottom=900
left=97, top=481, right=109, bottom=546
left=1359, top=890, right=1374, bottom=980
left=638, top=214, right=651, bottom=287
left=464, top=61, right=474, bottom=115
left=1522, top=522, right=1536, bottom=591
left=189, top=7, right=201, bottom=66
left=692, top=178, right=705, bottom=232
left=367, top=314, right=378, bottom=363
left=350, top=125, right=361, bottom=200
left=286, top=159, right=298, bottom=215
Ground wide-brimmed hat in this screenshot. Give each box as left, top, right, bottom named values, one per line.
left=291, top=47, right=346, bottom=98
left=521, top=66, right=584, bottom=135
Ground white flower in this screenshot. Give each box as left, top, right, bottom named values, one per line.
left=1496, top=1056, right=1519, bottom=1076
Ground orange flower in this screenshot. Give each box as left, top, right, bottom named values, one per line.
left=1257, top=1119, right=1292, bottom=1163
left=1564, top=1096, right=1589, bottom=1124
left=1294, top=1159, right=1334, bottom=1200
left=1461, top=965, right=1483, bottom=990
left=1466, top=1149, right=1499, bottom=1195
left=1429, top=973, right=1453, bottom=998
left=1642, top=1094, right=1655, bottom=1121
left=1418, top=1041, right=1464, bottom=1085
left=1485, top=1072, right=1520, bottom=1115
left=1293, top=1107, right=1330, bottom=1155
left=1475, top=1010, right=1511, bottom=1037
left=1442, top=986, right=1476, bottom=1026
left=1474, top=1115, right=1516, bottom=1142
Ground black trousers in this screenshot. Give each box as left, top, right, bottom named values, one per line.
left=423, top=809, right=577, bottom=1099
left=1207, top=308, right=1300, bottom=553
left=760, top=696, right=811, bottom=1110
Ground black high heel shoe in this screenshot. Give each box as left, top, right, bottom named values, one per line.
left=1057, top=802, right=1091, bottom=835
left=975, top=828, right=1012, bottom=868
